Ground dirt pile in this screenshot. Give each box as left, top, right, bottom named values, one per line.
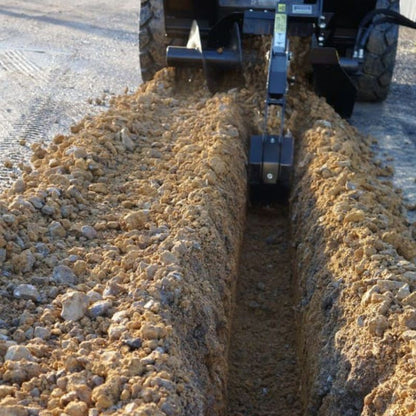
left=0, top=60, right=415, bottom=416
left=0, top=69, right=249, bottom=415
left=289, top=84, right=416, bottom=415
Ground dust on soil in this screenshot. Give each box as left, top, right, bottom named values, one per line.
left=0, top=0, right=140, bottom=191
left=227, top=205, right=301, bottom=416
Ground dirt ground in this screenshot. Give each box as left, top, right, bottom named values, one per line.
left=227, top=206, right=301, bottom=416
left=0, top=61, right=414, bottom=415
left=0, top=0, right=139, bottom=189
left=0, top=70, right=249, bottom=416
left=0, top=3, right=415, bottom=416
left=288, top=82, right=416, bottom=415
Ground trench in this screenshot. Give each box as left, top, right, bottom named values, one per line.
left=226, top=204, right=301, bottom=416
left=0, top=32, right=415, bottom=413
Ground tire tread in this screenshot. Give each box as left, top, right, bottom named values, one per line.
left=355, top=0, right=400, bottom=102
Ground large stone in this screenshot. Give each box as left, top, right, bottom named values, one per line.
left=120, top=128, right=135, bottom=151
left=397, top=284, right=411, bottom=301
left=28, top=197, right=44, bottom=209
left=368, top=315, right=389, bottom=337
left=41, top=205, right=55, bottom=216
left=121, top=211, right=148, bottom=231
left=64, top=401, right=88, bottom=416
left=33, top=326, right=51, bottom=340
left=14, top=250, right=36, bottom=273
left=107, top=324, right=125, bottom=340
left=91, top=376, right=122, bottom=410
left=404, top=271, right=416, bottom=283
left=49, top=221, right=67, bottom=238
left=88, top=300, right=112, bottom=318
left=35, top=243, right=49, bottom=258
left=86, top=290, right=102, bottom=303
left=66, top=146, right=88, bottom=159
left=13, top=284, right=40, bottom=302
left=88, top=183, right=108, bottom=194
left=124, top=338, right=142, bottom=350
left=160, top=400, right=180, bottom=416
left=376, top=280, right=405, bottom=292
left=401, top=308, right=416, bottom=330
left=382, top=232, right=416, bottom=260
left=2, top=214, right=16, bottom=225
left=60, top=291, right=89, bottom=321
left=52, top=265, right=77, bottom=285
left=0, top=385, right=15, bottom=399
left=403, top=292, right=416, bottom=308
left=5, top=345, right=34, bottom=362
left=81, top=225, right=97, bottom=240
left=2, top=361, right=41, bottom=383
left=140, top=324, right=166, bottom=340
left=0, top=405, right=28, bottom=416
left=402, top=330, right=416, bottom=341
left=12, top=179, right=26, bottom=194
left=160, top=251, right=178, bottom=265
left=344, top=209, right=365, bottom=223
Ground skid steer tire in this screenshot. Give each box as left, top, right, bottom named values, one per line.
left=139, top=0, right=181, bottom=82
left=355, top=0, right=400, bottom=102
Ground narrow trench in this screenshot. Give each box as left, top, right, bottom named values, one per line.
left=226, top=204, right=301, bottom=416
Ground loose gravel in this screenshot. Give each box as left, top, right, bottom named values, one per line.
left=0, top=69, right=249, bottom=416
left=0, top=29, right=415, bottom=416
left=0, top=0, right=140, bottom=191
left=289, top=82, right=416, bottom=415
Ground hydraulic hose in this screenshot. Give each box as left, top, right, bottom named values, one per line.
left=354, top=9, right=416, bottom=57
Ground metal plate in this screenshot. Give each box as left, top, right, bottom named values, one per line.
left=219, top=0, right=277, bottom=9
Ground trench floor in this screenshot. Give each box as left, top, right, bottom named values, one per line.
left=226, top=204, right=301, bottom=416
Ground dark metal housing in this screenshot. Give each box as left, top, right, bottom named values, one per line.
left=163, top=0, right=378, bottom=56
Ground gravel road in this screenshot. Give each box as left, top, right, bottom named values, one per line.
left=352, top=27, right=416, bottom=223
left=0, top=1, right=415, bottom=222
left=0, top=0, right=140, bottom=188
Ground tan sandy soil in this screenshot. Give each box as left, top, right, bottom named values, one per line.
left=0, top=69, right=249, bottom=416
left=288, top=84, right=416, bottom=415
left=0, top=50, right=415, bottom=416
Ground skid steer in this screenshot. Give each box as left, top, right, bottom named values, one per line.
left=139, top=0, right=415, bottom=187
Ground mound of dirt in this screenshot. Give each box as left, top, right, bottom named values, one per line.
left=0, top=69, right=249, bottom=416
left=0, top=59, right=415, bottom=416
left=289, top=84, right=416, bottom=415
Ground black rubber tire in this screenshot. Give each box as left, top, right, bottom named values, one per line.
left=139, top=0, right=167, bottom=82
left=355, top=0, right=400, bottom=102
left=139, top=0, right=181, bottom=82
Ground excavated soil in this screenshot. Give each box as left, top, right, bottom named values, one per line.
left=288, top=85, right=416, bottom=415
left=0, top=70, right=249, bottom=416
left=0, top=48, right=415, bottom=416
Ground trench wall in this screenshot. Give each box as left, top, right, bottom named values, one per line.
left=289, top=84, right=416, bottom=415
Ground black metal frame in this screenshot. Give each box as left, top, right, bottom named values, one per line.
left=163, top=0, right=378, bottom=55
left=160, top=0, right=415, bottom=188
